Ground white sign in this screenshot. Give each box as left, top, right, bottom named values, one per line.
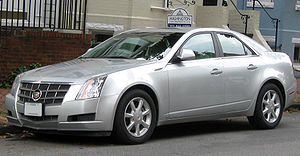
left=167, top=8, right=193, bottom=27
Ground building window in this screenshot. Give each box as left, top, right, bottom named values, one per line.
left=296, top=0, right=300, bottom=11
left=91, top=31, right=114, bottom=45
left=203, top=0, right=226, bottom=6
left=95, top=34, right=113, bottom=43
left=246, top=0, right=274, bottom=9
left=203, top=0, right=218, bottom=6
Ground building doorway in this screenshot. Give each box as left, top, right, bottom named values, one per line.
left=294, top=46, right=300, bottom=63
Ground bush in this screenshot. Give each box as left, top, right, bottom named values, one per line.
left=0, top=63, right=42, bottom=89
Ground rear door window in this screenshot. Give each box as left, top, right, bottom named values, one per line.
left=217, top=33, right=256, bottom=57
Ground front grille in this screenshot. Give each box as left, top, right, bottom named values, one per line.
left=18, top=82, right=71, bottom=105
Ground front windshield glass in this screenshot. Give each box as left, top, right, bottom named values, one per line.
left=81, top=32, right=184, bottom=60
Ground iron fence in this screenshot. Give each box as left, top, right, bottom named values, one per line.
left=252, top=0, right=279, bottom=51
left=229, top=0, right=250, bottom=35
left=0, top=0, right=87, bottom=37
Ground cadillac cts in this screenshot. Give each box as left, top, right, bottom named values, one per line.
left=5, top=28, right=297, bottom=144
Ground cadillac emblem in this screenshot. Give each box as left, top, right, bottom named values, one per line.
left=32, top=89, right=42, bottom=101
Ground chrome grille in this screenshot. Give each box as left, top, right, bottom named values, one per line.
left=18, top=83, right=71, bottom=105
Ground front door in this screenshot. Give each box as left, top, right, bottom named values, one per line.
left=167, top=33, right=225, bottom=118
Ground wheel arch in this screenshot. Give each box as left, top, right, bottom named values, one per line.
left=260, top=78, right=286, bottom=108
left=113, top=83, right=160, bottom=126
left=124, top=84, right=159, bottom=116
left=247, top=78, right=286, bottom=129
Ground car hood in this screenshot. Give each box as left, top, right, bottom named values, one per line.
left=21, top=58, right=152, bottom=84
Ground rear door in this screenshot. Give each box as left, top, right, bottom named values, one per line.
left=215, top=33, right=261, bottom=111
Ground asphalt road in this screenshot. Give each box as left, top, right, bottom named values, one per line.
left=1, top=112, right=300, bottom=156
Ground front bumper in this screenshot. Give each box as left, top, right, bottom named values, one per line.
left=5, top=93, right=118, bottom=135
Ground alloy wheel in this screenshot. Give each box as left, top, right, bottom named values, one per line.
left=124, top=97, right=152, bottom=137
left=261, top=90, right=281, bottom=123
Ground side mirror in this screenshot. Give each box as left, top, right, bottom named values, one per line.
left=173, top=49, right=195, bottom=63
left=179, top=49, right=195, bottom=61
left=172, top=49, right=195, bottom=63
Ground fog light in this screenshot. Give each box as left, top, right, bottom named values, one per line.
left=67, top=113, right=95, bottom=122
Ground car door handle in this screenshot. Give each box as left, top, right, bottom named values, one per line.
left=210, top=68, right=223, bottom=75
left=247, top=64, right=258, bottom=70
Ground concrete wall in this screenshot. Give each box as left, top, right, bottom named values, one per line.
left=228, top=10, right=260, bottom=34
left=85, top=0, right=133, bottom=31
left=86, top=0, right=203, bottom=33
left=195, top=6, right=229, bottom=28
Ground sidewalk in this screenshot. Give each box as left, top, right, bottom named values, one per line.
left=0, top=89, right=10, bottom=113
left=0, top=89, right=9, bottom=125
left=295, top=78, right=300, bottom=103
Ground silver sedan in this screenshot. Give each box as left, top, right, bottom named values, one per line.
left=5, top=28, right=297, bottom=144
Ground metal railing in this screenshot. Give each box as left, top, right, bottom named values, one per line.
left=0, top=0, right=87, bottom=38
left=229, top=0, right=250, bottom=35
left=252, top=0, right=279, bottom=51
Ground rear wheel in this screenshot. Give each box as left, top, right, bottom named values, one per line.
left=113, top=89, right=157, bottom=144
left=248, top=83, right=283, bottom=129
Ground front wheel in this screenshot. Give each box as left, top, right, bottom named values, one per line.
left=113, top=89, right=157, bottom=144
left=248, top=83, right=284, bottom=129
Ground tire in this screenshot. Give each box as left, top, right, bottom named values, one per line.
left=248, top=83, right=284, bottom=129
left=113, top=89, right=157, bottom=144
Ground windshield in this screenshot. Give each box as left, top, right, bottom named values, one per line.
left=81, top=32, right=184, bottom=60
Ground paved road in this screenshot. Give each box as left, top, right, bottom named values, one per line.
left=1, top=112, right=300, bottom=156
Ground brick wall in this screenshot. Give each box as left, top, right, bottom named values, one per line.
left=0, top=30, right=91, bottom=81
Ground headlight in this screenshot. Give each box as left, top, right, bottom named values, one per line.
left=11, top=74, right=23, bottom=97
left=76, top=75, right=107, bottom=100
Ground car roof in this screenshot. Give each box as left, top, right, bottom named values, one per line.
left=123, top=27, right=235, bottom=34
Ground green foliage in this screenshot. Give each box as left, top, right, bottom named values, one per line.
left=0, top=63, right=42, bottom=89
left=29, top=63, right=42, bottom=69
left=0, top=109, right=7, bottom=115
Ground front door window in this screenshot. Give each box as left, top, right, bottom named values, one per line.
left=182, top=33, right=216, bottom=60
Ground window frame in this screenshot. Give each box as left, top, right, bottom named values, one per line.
left=296, top=0, right=300, bottom=11
left=171, top=32, right=221, bottom=62
left=246, top=0, right=274, bottom=9
left=213, top=32, right=258, bottom=58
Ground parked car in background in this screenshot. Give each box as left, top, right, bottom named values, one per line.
left=5, top=28, right=297, bottom=144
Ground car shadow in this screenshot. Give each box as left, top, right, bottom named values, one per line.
left=151, top=118, right=252, bottom=141
left=0, top=118, right=254, bottom=146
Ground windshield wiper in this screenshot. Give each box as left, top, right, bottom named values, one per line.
left=101, top=56, right=130, bottom=59
left=78, top=56, right=93, bottom=59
